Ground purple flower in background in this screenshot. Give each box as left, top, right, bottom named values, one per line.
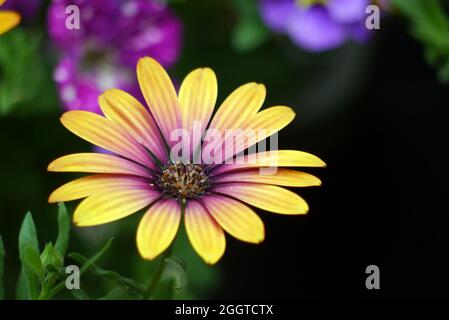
left=48, top=0, right=182, bottom=113
left=2, top=0, right=41, bottom=20
left=259, top=0, right=371, bottom=52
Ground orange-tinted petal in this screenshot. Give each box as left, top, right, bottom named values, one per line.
left=47, top=153, right=152, bottom=178
left=203, top=83, right=266, bottom=156
left=136, top=199, right=181, bottom=260
left=213, top=183, right=309, bottom=215
left=214, top=168, right=321, bottom=187
left=213, top=150, right=326, bottom=175
left=219, top=106, right=295, bottom=162
left=208, top=82, right=265, bottom=133
left=179, top=68, right=217, bottom=134
left=99, top=89, right=167, bottom=162
left=185, top=200, right=225, bottom=264
left=61, top=110, right=154, bottom=169
left=137, top=57, right=181, bottom=147
left=49, top=174, right=151, bottom=203
left=74, top=187, right=160, bottom=227
left=202, top=194, right=264, bottom=244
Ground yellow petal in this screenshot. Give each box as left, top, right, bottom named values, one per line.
left=220, top=106, right=295, bottom=161
left=213, top=183, right=309, bottom=215
left=202, top=194, right=264, bottom=244
left=185, top=200, right=225, bottom=264
left=213, top=150, right=326, bottom=175
left=99, top=89, right=167, bottom=162
left=208, top=82, right=265, bottom=133
left=179, top=68, right=217, bottom=135
left=60, top=110, right=154, bottom=168
left=74, top=188, right=160, bottom=227
left=0, top=0, right=6, bottom=7
left=47, top=153, right=152, bottom=178
left=0, top=11, right=20, bottom=35
left=137, top=199, right=181, bottom=260
left=137, top=57, right=181, bottom=146
left=49, top=174, right=151, bottom=203
left=214, top=169, right=321, bottom=187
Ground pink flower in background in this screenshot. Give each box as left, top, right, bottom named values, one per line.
left=48, top=0, right=182, bottom=113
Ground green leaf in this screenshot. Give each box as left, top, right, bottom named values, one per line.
left=69, top=252, right=144, bottom=295
left=16, top=270, right=28, bottom=300
left=40, top=243, right=63, bottom=271
left=68, top=237, right=114, bottom=276
left=0, top=235, right=5, bottom=300
left=153, top=255, right=188, bottom=300
left=54, top=203, right=70, bottom=258
left=164, top=256, right=188, bottom=291
left=24, top=246, right=44, bottom=281
left=392, top=0, right=449, bottom=83
left=18, top=212, right=40, bottom=259
left=18, top=212, right=40, bottom=300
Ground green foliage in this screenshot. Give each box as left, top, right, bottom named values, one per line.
left=24, top=246, right=45, bottom=282
left=0, top=235, right=5, bottom=300
left=69, top=252, right=144, bottom=296
left=0, top=29, right=48, bottom=116
left=231, top=0, right=268, bottom=52
left=392, top=0, right=449, bottom=82
left=18, top=212, right=40, bottom=299
left=40, top=243, right=64, bottom=271
left=9, top=205, right=194, bottom=300
left=153, top=256, right=188, bottom=300
left=54, top=203, right=70, bottom=258
left=69, top=237, right=114, bottom=276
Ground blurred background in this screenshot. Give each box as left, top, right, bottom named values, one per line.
left=0, top=0, right=448, bottom=299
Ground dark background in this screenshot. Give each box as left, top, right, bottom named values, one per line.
left=216, top=19, right=449, bottom=299
left=1, top=1, right=448, bottom=299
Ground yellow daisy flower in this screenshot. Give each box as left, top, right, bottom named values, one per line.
left=48, top=57, right=325, bottom=265
left=0, top=0, right=20, bottom=35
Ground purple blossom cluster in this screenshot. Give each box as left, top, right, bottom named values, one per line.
left=48, top=0, right=182, bottom=113
left=259, top=0, right=374, bottom=52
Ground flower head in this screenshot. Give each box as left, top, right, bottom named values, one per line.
left=48, top=0, right=182, bottom=113
left=259, top=0, right=371, bottom=51
left=0, top=0, right=21, bottom=35
left=48, top=57, right=325, bottom=264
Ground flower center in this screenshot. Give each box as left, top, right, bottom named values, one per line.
left=157, top=163, right=210, bottom=200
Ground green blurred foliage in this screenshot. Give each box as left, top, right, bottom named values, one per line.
left=392, top=0, right=449, bottom=82
left=0, top=28, right=57, bottom=116
left=231, top=0, right=268, bottom=52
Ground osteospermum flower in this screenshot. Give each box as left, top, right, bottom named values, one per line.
left=48, top=0, right=182, bottom=113
left=48, top=57, right=325, bottom=264
left=0, top=0, right=20, bottom=35
left=259, top=0, right=371, bottom=51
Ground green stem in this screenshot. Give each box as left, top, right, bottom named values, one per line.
left=142, top=244, right=174, bottom=300
left=143, top=200, right=185, bottom=300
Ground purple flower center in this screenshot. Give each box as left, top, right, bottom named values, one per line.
left=156, top=163, right=210, bottom=200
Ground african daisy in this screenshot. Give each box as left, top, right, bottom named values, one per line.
left=48, top=57, right=325, bottom=264
left=0, top=0, right=20, bottom=35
